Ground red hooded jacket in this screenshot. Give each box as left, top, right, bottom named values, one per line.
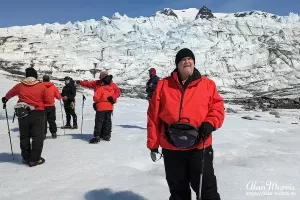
left=93, top=85, right=114, bottom=111
left=5, top=78, right=52, bottom=110
left=147, top=69, right=225, bottom=151
left=79, top=80, right=120, bottom=102
left=42, top=82, right=62, bottom=107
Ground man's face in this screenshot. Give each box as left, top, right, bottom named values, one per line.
left=99, top=73, right=107, bottom=80
left=177, top=57, right=194, bottom=77
left=149, top=71, right=153, bottom=78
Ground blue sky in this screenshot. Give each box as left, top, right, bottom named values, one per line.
left=1, top=0, right=299, bottom=28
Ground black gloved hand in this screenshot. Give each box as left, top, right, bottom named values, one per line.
left=150, top=148, right=160, bottom=162
left=199, top=122, right=215, bottom=139
left=107, top=96, right=115, bottom=105
left=2, top=97, right=7, bottom=109
left=2, top=97, right=8, bottom=104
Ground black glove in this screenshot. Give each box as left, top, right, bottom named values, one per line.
left=107, top=96, right=115, bottom=105
left=150, top=148, right=160, bottom=162
left=93, top=103, right=97, bottom=111
left=2, top=97, right=7, bottom=109
left=2, top=97, right=8, bottom=104
left=75, top=80, right=80, bottom=84
left=199, top=122, right=215, bottom=139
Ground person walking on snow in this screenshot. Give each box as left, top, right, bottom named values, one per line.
left=2, top=67, right=51, bottom=167
left=42, top=75, right=62, bottom=139
left=147, top=48, right=225, bottom=200
left=61, top=76, right=78, bottom=129
left=146, top=67, right=160, bottom=101
left=89, top=74, right=115, bottom=143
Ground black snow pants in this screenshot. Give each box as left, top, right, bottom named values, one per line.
left=93, top=110, right=112, bottom=140
left=64, top=101, right=77, bottom=126
left=44, top=106, right=57, bottom=135
left=162, top=145, right=221, bottom=200
left=18, top=110, right=45, bottom=162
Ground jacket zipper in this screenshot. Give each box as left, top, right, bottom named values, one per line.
left=177, top=74, right=202, bottom=123
left=178, top=86, right=185, bottom=121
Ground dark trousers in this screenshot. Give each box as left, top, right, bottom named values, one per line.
left=64, top=102, right=77, bottom=126
left=162, top=146, right=220, bottom=200
left=44, top=106, right=57, bottom=135
left=18, top=110, right=45, bottom=162
left=93, top=111, right=112, bottom=139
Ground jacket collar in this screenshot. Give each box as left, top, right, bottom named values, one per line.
left=171, top=68, right=202, bottom=90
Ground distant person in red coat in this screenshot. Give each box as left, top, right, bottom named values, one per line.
left=76, top=71, right=121, bottom=142
left=42, top=75, right=62, bottom=139
left=89, top=74, right=115, bottom=143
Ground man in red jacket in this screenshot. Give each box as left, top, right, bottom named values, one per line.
left=42, top=75, right=62, bottom=139
left=76, top=71, right=120, bottom=141
left=147, top=48, right=225, bottom=200
left=2, top=67, right=51, bottom=167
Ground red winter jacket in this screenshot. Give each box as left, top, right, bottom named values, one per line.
left=147, top=69, right=224, bottom=151
left=5, top=78, right=52, bottom=110
left=42, top=82, right=62, bottom=107
left=93, top=85, right=114, bottom=111
left=79, top=80, right=120, bottom=102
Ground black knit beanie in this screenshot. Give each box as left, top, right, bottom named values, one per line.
left=175, top=48, right=195, bottom=67
left=25, top=67, right=38, bottom=79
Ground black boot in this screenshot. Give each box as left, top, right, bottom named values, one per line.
left=102, top=137, right=111, bottom=141
left=22, top=158, right=29, bottom=164
left=89, top=136, right=100, bottom=144
left=61, top=124, right=72, bottom=129
left=51, top=133, right=57, bottom=139
left=28, top=157, right=45, bottom=167
left=72, top=125, right=78, bottom=129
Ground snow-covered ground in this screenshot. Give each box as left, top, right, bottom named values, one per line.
left=0, top=74, right=299, bottom=200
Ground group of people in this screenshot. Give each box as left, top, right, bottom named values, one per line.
left=43, top=75, right=78, bottom=139
left=1, top=68, right=120, bottom=166
left=1, top=48, right=225, bottom=200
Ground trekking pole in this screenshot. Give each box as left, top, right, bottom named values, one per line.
left=60, top=100, right=65, bottom=135
left=4, top=104, right=14, bottom=160
left=81, top=94, right=86, bottom=138
left=198, top=139, right=206, bottom=200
